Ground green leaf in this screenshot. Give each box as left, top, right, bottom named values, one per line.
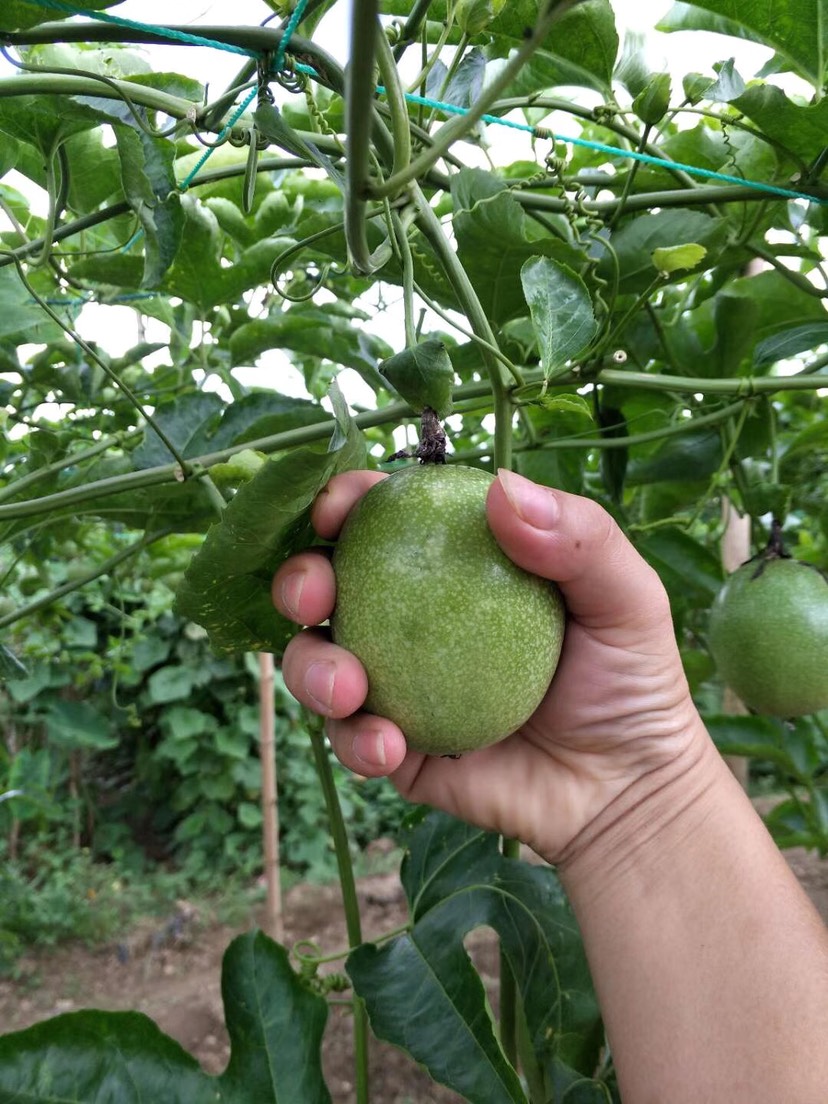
left=731, top=84, right=828, bottom=161
left=754, top=323, right=828, bottom=368
left=0, top=644, right=27, bottom=682
left=502, top=0, right=619, bottom=95
left=0, top=1, right=124, bottom=33
left=229, top=310, right=391, bottom=391
left=114, top=126, right=184, bottom=287
left=0, top=269, right=61, bottom=343
left=175, top=382, right=366, bottom=655
left=521, top=257, right=597, bottom=378
left=703, top=713, right=797, bottom=771
left=615, top=31, right=651, bottom=96
left=452, top=169, right=586, bottom=324
left=0, top=931, right=331, bottom=1103
left=426, top=49, right=486, bottom=108
left=637, top=528, right=724, bottom=604
left=0, top=1009, right=210, bottom=1102
left=379, top=339, right=455, bottom=417
left=632, top=72, right=671, bottom=124
left=44, top=699, right=117, bottom=750
left=147, top=665, right=197, bottom=704
left=348, top=811, right=604, bottom=1103
left=658, top=1, right=827, bottom=86
left=652, top=243, right=707, bottom=275
left=602, top=210, right=723, bottom=293
left=132, top=392, right=224, bottom=470
left=220, top=932, right=332, bottom=1103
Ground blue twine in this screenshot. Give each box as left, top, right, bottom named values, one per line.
left=178, top=84, right=259, bottom=191
left=16, top=0, right=827, bottom=207
left=18, top=0, right=255, bottom=56
left=275, top=0, right=310, bottom=74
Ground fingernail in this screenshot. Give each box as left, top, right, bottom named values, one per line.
left=279, top=571, right=305, bottom=620
left=353, top=728, right=387, bottom=768
left=305, top=661, right=335, bottom=713
left=497, top=469, right=559, bottom=530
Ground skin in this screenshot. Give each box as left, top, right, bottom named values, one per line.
left=273, top=467, right=828, bottom=1103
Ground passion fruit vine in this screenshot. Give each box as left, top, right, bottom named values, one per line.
left=708, top=526, right=828, bottom=718
left=331, top=463, right=565, bottom=757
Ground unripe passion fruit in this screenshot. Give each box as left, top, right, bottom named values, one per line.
left=708, top=556, right=828, bottom=717
left=331, top=465, right=565, bottom=756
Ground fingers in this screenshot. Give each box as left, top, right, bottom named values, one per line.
left=311, top=469, right=387, bottom=540
left=272, top=551, right=336, bottom=626
left=327, top=714, right=409, bottom=777
left=282, top=630, right=369, bottom=718
left=489, top=469, right=671, bottom=633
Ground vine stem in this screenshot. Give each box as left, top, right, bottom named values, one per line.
left=412, top=184, right=515, bottom=470
left=308, top=724, right=370, bottom=1104
left=344, top=0, right=382, bottom=274
left=371, top=0, right=582, bottom=199
left=2, top=377, right=825, bottom=525
left=0, top=529, right=173, bottom=631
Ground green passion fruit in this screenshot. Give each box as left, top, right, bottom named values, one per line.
left=330, top=464, right=565, bottom=756
left=708, top=556, right=828, bottom=717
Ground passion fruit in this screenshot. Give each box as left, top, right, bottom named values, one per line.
left=708, top=555, right=828, bottom=717
left=331, top=464, right=565, bottom=756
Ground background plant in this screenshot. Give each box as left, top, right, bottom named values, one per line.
left=0, top=0, right=826, bottom=1100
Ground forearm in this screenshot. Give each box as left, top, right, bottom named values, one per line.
left=556, top=725, right=828, bottom=1104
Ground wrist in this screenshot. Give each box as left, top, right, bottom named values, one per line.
left=552, top=718, right=721, bottom=892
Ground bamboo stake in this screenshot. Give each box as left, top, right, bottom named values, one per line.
left=258, top=651, right=283, bottom=943
left=720, top=497, right=751, bottom=790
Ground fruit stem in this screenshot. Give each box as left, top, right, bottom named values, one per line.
left=308, top=722, right=370, bottom=1104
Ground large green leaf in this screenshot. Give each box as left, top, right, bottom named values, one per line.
left=521, top=256, right=597, bottom=378
left=175, top=383, right=366, bottom=655
left=0, top=1, right=124, bottom=33
left=503, top=0, right=619, bottom=94
left=0, top=1010, right=210, bottom=1103
left=44, top=699, right=117, bottom=750
left=731, top=84, right=828, bottom=162
left=114, top=125, right=184, bottom=288
left=0, top=931, right=331, bottom=1103
left=637, top=527, right=724, bottom=605
left=600, top=210, right=725, bottom=293
left=452, top=169, right=586, bottom=324
left=220, top=933, right=331, bottom=1103
left=230, top=309, right=391, bottom=391
left=347, top=810, right=605, bottom=1104
left=659, top=1, right=827, bottom=86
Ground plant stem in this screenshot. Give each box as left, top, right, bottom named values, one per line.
left=499, top=837, right=520, bottom=1070
left=372, top=0, right=580, bottom=198
left=412, top=185, right=515, bottom=470
left=375, top=25, right=411, bottom=180
left=344, top=0, right=382, bottom=274
left=308, top=724, right=370, bottom=1104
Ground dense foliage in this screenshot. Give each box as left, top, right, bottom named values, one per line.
left=0, top=0, right=826, bottom=1100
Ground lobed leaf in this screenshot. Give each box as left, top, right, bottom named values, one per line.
left=348, top=811, right=605, bottom=1103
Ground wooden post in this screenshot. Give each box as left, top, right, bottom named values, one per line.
left=720, top=497, right=751, bottom=790
left=258, top=651, right=284, bottom=943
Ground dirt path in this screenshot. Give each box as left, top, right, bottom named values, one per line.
left=1, top=842, right=825, bottom=1103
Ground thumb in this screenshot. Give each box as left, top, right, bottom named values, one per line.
left=487, top=469, right=670, bottom=634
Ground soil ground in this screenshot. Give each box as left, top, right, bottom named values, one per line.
left=0, top=832, right=826, bottom=1104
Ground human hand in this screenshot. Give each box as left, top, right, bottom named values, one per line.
left=273, top=468, right=705, bottom=862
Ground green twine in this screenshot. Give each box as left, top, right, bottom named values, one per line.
left=13, top=0, right=828, bottom=207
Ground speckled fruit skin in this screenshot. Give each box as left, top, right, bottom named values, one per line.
left=709, top=557, right=828, bottom=717
left=331, top=464, right=565, bottom=756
